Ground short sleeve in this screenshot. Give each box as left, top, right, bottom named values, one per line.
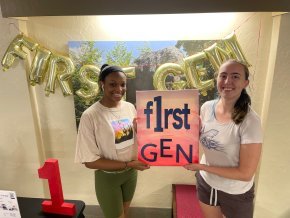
left=240, top=110, right=263, bottom=144
left=131, top=103, right=137, bottom=117
left=200, top=101, right=213, bottom=124
left=200, top=103, right=205, bottom=119
left=74, top=112, right=101, bottom=163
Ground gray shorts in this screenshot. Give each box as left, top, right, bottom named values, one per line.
left=195, top=171, right=255, bottom=218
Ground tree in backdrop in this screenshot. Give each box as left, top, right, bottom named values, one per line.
left=70, top=41, right=135, bottom=127
left=69, top=41, right=103, bottom=127
left=106, top=42, right=133, bottom=67
left=137, top=42, right=152, bottom=56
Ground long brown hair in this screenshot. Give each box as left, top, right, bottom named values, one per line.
left=216, top=59, right=251, bottom=124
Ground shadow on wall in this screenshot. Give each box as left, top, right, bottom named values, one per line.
left=280, top=209, right=290, bottom=218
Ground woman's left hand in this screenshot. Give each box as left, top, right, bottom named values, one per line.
left=183, top=163, right=203, bottom=171
left=128, top=160, right=150, bottom=171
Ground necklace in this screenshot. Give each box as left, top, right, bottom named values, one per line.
left=100, top=99, right=122, bottom=120
left=109, top=109, right=121, bottom=120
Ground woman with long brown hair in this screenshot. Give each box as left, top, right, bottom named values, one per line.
left=184, top=59, right=263, bottom=218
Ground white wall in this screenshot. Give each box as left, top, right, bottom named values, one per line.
left=0, top=12, right=278, bottom=212
left=0, top=12, right=44, bottom=197
left=255, top=13, right=290, bottom=218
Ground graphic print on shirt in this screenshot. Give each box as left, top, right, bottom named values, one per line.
left=200, top=126, right=224, bottom=152
left=111, top=118, right=134, bottom=150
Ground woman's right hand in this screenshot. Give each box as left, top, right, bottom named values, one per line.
left=128, top=160, right=150, bottom=171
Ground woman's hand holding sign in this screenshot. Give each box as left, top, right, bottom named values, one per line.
left=183, top=163, right=203, bottom=171
left=127, top=160, right=150, bottom=171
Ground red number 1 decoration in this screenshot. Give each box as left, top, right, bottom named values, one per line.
left=38, top=158, right=76, bottom=216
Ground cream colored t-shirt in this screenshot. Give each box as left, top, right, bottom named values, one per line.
left=75, top=100, right=137, bottom=164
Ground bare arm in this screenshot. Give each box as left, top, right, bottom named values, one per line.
left=184, top=143, right=262, bottom=181
left=85, top=158, right=150, bottom=171
left=133, top=117, right=137, bottom=133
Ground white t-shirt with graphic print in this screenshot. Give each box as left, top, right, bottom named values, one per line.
left=199, top=100, right=263, bottom=194
left=75, top=100, right=137, bottom=164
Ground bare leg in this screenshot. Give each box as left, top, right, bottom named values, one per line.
left=117, top=201, right=131, bottom=218
left=199, top=201, right=224, bottom=218
left=118, top=212, right=125, bottom=218
left=123, top=201, right=131, bottom=218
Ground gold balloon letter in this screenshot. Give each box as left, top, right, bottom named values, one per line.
left=122, top=66, right=136, bottom=79
left=204, top=43, right=231, bottom=72
left=184, top=52, right=215, bottom=96
left=153, top=63, right=186, bottom=90
left=1, top=34, right=38, bottom=71
left=29, top=46, right=52, bottom=85
left=45, top=53, right=75, bottom=96
left=223, top=32, right=251, bottom=67
left=76, top=65, right=100, bottom=105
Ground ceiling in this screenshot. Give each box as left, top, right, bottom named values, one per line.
left=0, top=0, right=289, bottom=17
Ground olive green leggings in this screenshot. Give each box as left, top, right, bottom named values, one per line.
left=94, top=169, right=137, bottom=218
